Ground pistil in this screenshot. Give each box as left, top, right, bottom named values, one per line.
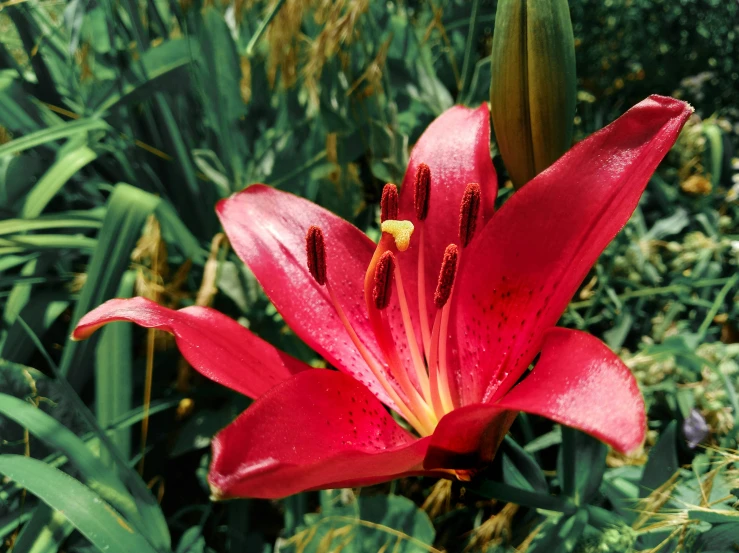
left=365, top=232, right=437, bottom=434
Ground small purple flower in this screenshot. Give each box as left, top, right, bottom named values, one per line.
left=683, top=409, right=709, bottom=449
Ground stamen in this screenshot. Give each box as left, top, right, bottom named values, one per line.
left=380, top=183, right=399, bottom=223
left=326, top=280, right=430, bottom=434
left=434, top=244, right=459, bottom=308
left=414, top=163, right=431, bottom=221
left=305, top=224, right=429, bottom=433
left=380, top=220, right=414, bottom=251
left=305, top=225, right=326, bottom=285
left=363, top=233, right=437, bottom=435
left=417, top=227, right=432, bottom=360
left=437, top=298, right=457, bottom=412
left=428, top=245, right=460, bottom=417
left=459, top=183, right=481, bottom=248
left=373, top=251, right=395, bottom=309
left=392, top=263, right=431, bottom=399
left=428, top=310, right=445, bottom=416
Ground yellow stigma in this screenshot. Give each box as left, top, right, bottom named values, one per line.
left=381, top=220, right=414, bottom=251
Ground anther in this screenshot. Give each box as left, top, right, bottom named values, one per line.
left=414, top=163, right=431, bottom=221
left=434, top=244, right=459, bottom=308
left=380, top=183, right=399, bottom=223
left=372, top=251, right=395, bottom=309
left=459, top=183, right=481, bottom=248
left=306, top=225, right=327, bottom=285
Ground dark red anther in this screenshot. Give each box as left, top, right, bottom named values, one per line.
left=459, top=183, right=481, bottom=248
left=414, top=163, right=431, bottom=221
left=434, top=244, right=459, bottom=308
left=306, top=225, right=327, bottom=285
left=380, top=183, right=399, bottom=222
left=372, top=251, right=395, bottom=310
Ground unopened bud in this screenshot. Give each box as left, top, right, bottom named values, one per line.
left=490, top=0, right=576, bottom=188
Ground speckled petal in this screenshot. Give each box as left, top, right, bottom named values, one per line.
left=209, top=370, right=430, bottom=499
left=73, top=297, right=310, bottom=399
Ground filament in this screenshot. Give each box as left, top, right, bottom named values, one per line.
left=392, top=264, right=431, bottom=399
left=325, top=280, right=429, bottom=434
left=417, top=226, right=432, bottom=360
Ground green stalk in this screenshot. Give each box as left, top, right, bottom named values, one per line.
left=246, top=0, right=287, bottom=56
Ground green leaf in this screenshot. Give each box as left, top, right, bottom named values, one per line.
left=527, top=509, right=589, bottom=553
left=501, top=435, right=548, bottom=493
left=0, top=455, right=159, bottom=553
left=687, top=509, right=739, bottom=524
left=467, top=479, right=575, bottom=513
left=284, top=493, right=435, bottom=553
left=95, top=271, right=137, bottom=462
left=0, top=394, right=140, bottom=525
left=0, top=212, right=103, bottom=235
left=702, top=123, right=723, bottom=188
left=9, top=506, right=73, bottom=553
left=559, top=427, right=607, bottom=505
left=0, top=117, right=109, bottom=157
left=694, top=522, right=739, bottom=552
left=96, top=38, right=200, bottom=112
left=20, top=143, right=97, bottom=218
left=640, top=420, right=679, bottom=498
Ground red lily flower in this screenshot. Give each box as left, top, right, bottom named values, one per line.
left=73, top=95, right=692, bottom=500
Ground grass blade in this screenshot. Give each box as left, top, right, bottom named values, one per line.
left=96, top=271, right=137, bottom=462
left=0, top=118, right=110, bottom=157
left=0, top=455, right=159, bottom=553
left=20, top=143, right=97, bottom=218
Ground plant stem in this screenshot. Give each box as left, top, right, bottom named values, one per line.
left=246, top=0, right=287, bottom=56
left=459, top=0, right=481, bottom=97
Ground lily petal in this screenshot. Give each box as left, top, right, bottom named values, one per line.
left=425, top=328, right=645, bottom=469
left=397, top=104, right=497, bottom=318
left=209, top=370, right=430, bottom=499
left=454, top=95, right=693, bottom=404
left=496, top=328, right=646, bottom=454
left=217, top=185, right=397, bottom=408
left=396, top=105, right=497, bottom=399
left=424, top=405, right=517, bottom=470
left=72, top=297, right=310, bottom=399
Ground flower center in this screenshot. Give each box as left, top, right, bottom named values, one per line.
left=305, top=167, right=483, bottom=438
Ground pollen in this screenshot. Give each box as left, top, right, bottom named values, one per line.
left=414, top=163, right=431, bottom=221
left=380, top=220, right=414, bottom=251
left=434, top=244, right=459, bottom=308
left=459, top=182, right=481, bottom=248
left=380, top=183, right=399, bottom=222
left=372, top=251, right=395, bottom=309
left=305, top=225, right=327, bottom=285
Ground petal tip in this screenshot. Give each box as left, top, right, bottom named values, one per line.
left=642, top=94, right=695, bottom=120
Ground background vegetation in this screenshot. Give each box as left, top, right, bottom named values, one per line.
left=0, top=0, right=737, bottom=551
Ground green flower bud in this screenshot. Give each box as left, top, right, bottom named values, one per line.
left=490, top=0, right=576, bottom=188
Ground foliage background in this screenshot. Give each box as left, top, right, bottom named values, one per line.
left=0, top=0, right=738, bottom=551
